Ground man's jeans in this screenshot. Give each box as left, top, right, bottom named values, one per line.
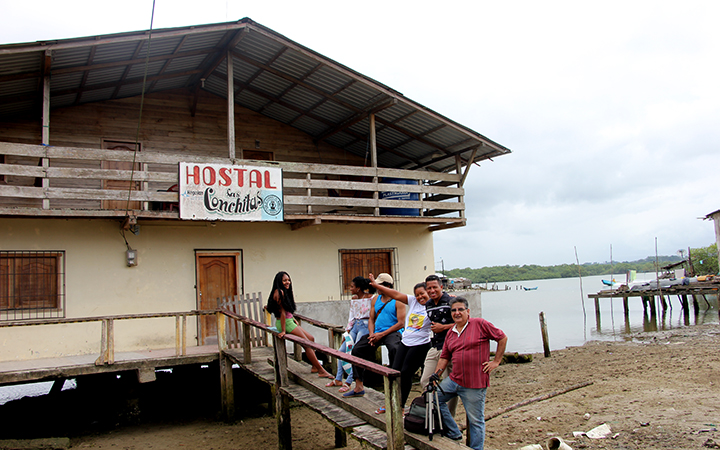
left=437, top=377, right=487, bottom=450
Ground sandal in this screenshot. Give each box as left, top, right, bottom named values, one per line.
left=375, top=407, right=386, bottom=414
left=342, top=389, right=365, bottom=398
left=338, top=384, right=351, bottom=393
left=325, top=379, right=343, bottom=387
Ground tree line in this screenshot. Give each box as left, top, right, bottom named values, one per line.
left=445, top=244, right=718, bottom=283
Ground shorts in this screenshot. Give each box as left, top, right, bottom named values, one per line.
left=276, top=317, right=297, bottom=334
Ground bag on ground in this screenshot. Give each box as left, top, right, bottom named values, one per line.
left=403, top=393, right=442, bottom=435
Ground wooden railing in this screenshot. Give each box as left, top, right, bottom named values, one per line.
left=0, top=306, right=406, bottom=450
left=0, top=310, right=218, bottom=365
left=0, top=142, right=465, bottom=223
left=219, top=308, right=405, bottom=450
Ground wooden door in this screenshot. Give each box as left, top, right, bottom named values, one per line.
left=102, top=140, right=141, bottom=210
left=196, top=253, right=241, bottom=345
left=340, top=249, right=392, bottom=295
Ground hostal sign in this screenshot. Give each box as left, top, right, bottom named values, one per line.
left=179, top=162, right=283, bottom=221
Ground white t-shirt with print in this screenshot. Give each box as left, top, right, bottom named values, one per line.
left=401, top=295, right=432, bottom=347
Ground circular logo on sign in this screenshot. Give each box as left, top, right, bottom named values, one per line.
left=262, top=195, right=283, bottom=216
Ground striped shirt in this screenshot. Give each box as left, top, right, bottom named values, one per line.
left=440, top=317, right=506, bottom=389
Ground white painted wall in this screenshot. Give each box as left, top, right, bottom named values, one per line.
left=0, top=218, right=435, bottom=360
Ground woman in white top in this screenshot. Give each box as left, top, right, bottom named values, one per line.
left=326, top=276, right=375, bottom=393
left=368, top=273, right=432, bottom=414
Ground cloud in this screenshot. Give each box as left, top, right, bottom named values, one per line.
left=2, top=0, right=718, bottom=270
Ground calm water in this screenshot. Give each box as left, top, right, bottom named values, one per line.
left=478, top=273, right=719, bottom=354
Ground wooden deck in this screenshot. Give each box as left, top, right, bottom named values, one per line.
left=587, top=281, right=720, bottom=331
left=0, top=307, right=470, bottom=450
left=0, top=344, right=218, bottom=385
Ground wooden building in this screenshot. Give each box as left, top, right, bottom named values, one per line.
left=0, top=18, right=511, bottom=361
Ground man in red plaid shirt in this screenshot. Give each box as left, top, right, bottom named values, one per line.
left=430, top=297, right=507, bottom=450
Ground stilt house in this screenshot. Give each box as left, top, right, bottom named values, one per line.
left=0, top=19, right=511, bottom=359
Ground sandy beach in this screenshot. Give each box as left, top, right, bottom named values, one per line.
left=69, top=323, right=720, bottom=450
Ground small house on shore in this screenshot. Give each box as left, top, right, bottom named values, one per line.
left=0, top=18, right=511, bottom=361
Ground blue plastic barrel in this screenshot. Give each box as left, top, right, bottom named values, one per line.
left=380, top=178, right=420, bottom=216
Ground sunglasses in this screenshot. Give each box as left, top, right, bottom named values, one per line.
left=450, top=308, right=466, bottom=313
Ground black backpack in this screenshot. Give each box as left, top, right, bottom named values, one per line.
left=403, top=393, right=443, bottom=436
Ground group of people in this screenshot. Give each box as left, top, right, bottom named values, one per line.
left=266, top=271, right=507, bottom=450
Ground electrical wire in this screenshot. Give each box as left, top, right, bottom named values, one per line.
left=124, top=0, right=157, bottom=216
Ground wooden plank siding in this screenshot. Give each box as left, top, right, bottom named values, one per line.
left=0, top=89, right=465, bottom=224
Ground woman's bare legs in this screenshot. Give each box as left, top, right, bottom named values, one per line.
left=290, top=325, right=332, bottom=377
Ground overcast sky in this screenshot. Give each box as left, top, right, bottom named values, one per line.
left=3, top=1, right=718, bottom=269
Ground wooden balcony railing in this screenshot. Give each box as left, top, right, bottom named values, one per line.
left=0, top=142, right=465, bottom=227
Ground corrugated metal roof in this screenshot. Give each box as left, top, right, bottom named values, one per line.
left=0, top=18, right=511, bottom=172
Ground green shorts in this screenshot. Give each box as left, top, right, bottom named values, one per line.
left=276, top=317, right=297, bottom=334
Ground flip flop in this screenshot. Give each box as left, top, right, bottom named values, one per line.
left=342, top=389, right=365, bottom=398
left=325, top=380, right=342, bottom=387
left=375, top=407, right=386, bottom=414
left=338, top=384, right=351, bottom=393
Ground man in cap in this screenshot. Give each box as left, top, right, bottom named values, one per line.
left=343, top=273, right=405, bottom=397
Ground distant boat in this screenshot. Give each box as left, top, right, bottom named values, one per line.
left=523, top=286, right=538, bottom=291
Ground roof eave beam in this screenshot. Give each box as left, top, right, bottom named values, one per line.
left=459, top=147, right=478, bottom=186
left=313, top=97, right=396, bottom=144
left=409, top=144, right=483, bottom=171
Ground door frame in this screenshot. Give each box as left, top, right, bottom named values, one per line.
left=194, top=249, right=243, bottom=344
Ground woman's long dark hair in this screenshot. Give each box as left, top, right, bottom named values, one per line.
left=267, top=271, right=296, bottom=318
left=352, top=276, right=377, bottom=295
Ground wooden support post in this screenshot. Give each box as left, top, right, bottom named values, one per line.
left=692, top=294, right=700, bottom=311
left=702, top=294, right=711, bottom=308
left=369, top=113, right=379, bottom=217
left=327, top=328, right=338, bottom=375
left=107, top=319, right=115, bottom=364
left=136, top=367, right=156, bottom=383
left=334, top=427, right=346, bottom=448
left=41, top=49, right=51, bottom=210
left=384, top=375, right=404, bottom=450
left=96, top=319, right=108, bottom=365
left=293, top=318, right=302, bottom=362
left=681, top=294, right=690, bottom=326
left=142, top=162, right=149, bottom=211
left=242, top=322, right=252, bottom=364
left=227, top=50, right=236, bottom=160
left=181, top=314, right=187, bottom=356
left=306, top=173, right=312, bottom=214
left=294, top=341, right=302, bottom=362
left=175, top=315, right=181, bottom=356
left=594, top=298, right=601, bottom=332
left=621, top=296, right=630, bottom=331
left=455, top=155, right=465, bottom=220
left=217, top=311, right=228, bottom=351
left=49, top=378, right=65, bottom=396
left=273, top=334, right=291, bottom=450
left=219, top=353, right=235, bottom=421
left=539, top=311, right=551, bottom=358
left=649, top=295, right=657, bottom=317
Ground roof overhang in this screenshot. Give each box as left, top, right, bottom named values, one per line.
left=0, top=18, right=511, bottom=173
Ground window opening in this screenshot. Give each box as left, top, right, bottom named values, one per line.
left=338, top=248, right=398, bottom=299
left=0, top=251, right=66, bottom=321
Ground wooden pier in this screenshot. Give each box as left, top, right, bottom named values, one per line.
left=588, top=280, right=719, bottom=332
left=0, top=303, right=469, bottom=450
